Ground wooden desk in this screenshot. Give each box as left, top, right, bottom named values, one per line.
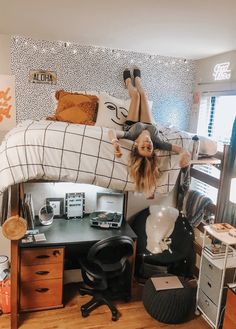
left=12, top=217, right=137, bottom=328
left=19, top=217, right=136, bottom=249
left=223, top=286, right=236, bottom=329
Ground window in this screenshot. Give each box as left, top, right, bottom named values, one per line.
left=197, top=94, right=236, bottom=150
left=191, top=94, right=236, bottom=203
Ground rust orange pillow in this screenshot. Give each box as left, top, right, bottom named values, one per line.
left=47, top=90, right=98, bottom=125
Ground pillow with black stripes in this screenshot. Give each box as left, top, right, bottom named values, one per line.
left=95, top=92, right=130, bottom=130
left=95, top=92, right=153, bottom=130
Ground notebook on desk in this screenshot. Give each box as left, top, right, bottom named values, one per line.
left=151, top=276, right=184, bottom=291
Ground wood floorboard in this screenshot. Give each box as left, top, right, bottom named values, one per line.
left=0, top=283, right=211, bottom=329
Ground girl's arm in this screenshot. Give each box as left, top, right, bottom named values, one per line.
left=108, top=129, right=125, bottom=158
left=171, top=144, right=191, bottom=168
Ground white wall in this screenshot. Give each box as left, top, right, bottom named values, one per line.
left=0, top=34, right=11, bottom=74
left=126, top=189, right=176, bottom=220
left=0, top=34, right=11, bottom=258
left=24, top=182, right=176, bottom=221
left=24, top=183, right=119, bottom=215
left=195, top=50, right=236, bottom=90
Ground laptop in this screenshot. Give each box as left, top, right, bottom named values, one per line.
left=151, top=276, right=183, bottom=291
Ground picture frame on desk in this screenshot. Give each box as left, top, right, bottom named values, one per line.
left=46, top=198, right=64, bottom=218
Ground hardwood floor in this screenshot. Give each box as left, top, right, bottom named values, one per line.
left=0, top=283, right=210, bottom=329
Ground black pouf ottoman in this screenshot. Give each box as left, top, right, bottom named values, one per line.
left=142, top=276, right=197, bottom=324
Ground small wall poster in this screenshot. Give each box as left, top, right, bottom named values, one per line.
left=29, top=70, right=57, bottom=84
left=0, top=75, right=16, bottom=135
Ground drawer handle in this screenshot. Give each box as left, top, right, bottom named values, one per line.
left=205, top=299, right=209, bottom=306
left=53, top=250, right=61, bottom=257
left=36, top=255, right=50, bottom=259
left=208, top=264, right=213, bottom=270
left=35, top=288, right=49, bottom=293
left=207, top=282, right=212, bottom=288
left=35, top=271, right=50, bottom=276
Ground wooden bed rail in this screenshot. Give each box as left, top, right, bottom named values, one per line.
left=10, top=184, right=20, bottom=329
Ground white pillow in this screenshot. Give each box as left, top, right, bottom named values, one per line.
left=198, top=136, right=218, bottom=156
left=95, top=92, right=153, bottom=130
left=95, top=92, right=130, bottom=130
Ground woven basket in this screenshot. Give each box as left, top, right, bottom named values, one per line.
left=2, top=216, right=27, bottom=240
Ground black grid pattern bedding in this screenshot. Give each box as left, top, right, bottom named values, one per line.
left=0, top=120, right=193, bottom=195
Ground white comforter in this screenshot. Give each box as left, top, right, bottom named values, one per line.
left=0, top=120, right=193, bottom=195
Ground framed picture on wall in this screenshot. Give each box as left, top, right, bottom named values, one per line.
left=46, top=198, right=64, bottom=218
left=0, top=74, right=16, bottom=141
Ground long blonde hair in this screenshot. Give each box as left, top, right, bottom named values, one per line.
left=128, top=146, right=160, bottom=195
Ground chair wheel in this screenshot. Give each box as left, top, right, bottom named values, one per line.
left=79, top=291, right=86, bottom=296
left=111, top=310, right=119, bottom=321
left=112, top=315, right=118, bottom=321
left=195, top=309, right=200, bottom=316
left=81, top=310, right=89, bottom=317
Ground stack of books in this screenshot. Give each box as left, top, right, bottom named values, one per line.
left=21, top=193, right=35, bottom=230
left=203, top=244, right=234, bottom=259
left=210, top=223, right=234, bottom=233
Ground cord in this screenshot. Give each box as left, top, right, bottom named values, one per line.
left=217, top=305, right=225, bottom=329
left=232, top=267, right=236, bottom=283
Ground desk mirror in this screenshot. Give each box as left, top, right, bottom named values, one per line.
left=38, top=204, right=54, bottom=225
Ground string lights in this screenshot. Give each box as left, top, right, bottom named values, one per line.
left=12, top=36, right=191, bottom=71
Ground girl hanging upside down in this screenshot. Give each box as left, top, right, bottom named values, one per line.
left=108, top=68, right=191, bottom=197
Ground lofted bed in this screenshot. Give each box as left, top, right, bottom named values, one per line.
left=0, top=119, right=196, bottom=195
left=0, top=118, right=226, bottom=329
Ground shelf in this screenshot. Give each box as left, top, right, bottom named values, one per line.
left=204, top=225, right=236, bottom=246
left=191, top=157, right=221, bottom=165
left=202, top=251, right=236, bottom=270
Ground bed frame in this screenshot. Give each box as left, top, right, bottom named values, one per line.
left=191, top=145, right=228, bottom=221
left=190, top=144, right=229, bottom=275
left=6, top=145, right=229, bottom=329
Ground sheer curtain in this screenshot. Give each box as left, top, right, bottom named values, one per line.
left=217, top=116, right=236, bottom=226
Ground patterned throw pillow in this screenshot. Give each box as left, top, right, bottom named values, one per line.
left=47, top=90, right=98, bottom=125
left=95, top=92, right=130, bottom=130
left=95, top=92, right=153, bottom=130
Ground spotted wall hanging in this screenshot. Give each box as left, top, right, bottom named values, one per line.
left=11, top=36, right=195, bottom=131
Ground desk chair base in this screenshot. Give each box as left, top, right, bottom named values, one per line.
left=78, top=285, right=120, bottom=321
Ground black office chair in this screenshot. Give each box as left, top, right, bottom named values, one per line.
left=78, top=235, right=134, bottom=321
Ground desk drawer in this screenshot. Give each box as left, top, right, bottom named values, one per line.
left=199, top=274, right=221, bottom=304
left=21, top=247, right=64, bottom=266
left=225, top=289, right=236, bottom=318
left=20, top=278, right=63, bottom=311
left=223, top=314, right=236, bottom=329
left=198, top=289, right=217, bottom=326
left=201, top=256, right=222, bottom=281
left=223, top=289, right=236, bottom=328
left=21, top=263, right=63, bottom=282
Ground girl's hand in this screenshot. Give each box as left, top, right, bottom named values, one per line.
left=113, top=141, right=122, bottom=158
left=179, top=151, right=191, bottom=168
